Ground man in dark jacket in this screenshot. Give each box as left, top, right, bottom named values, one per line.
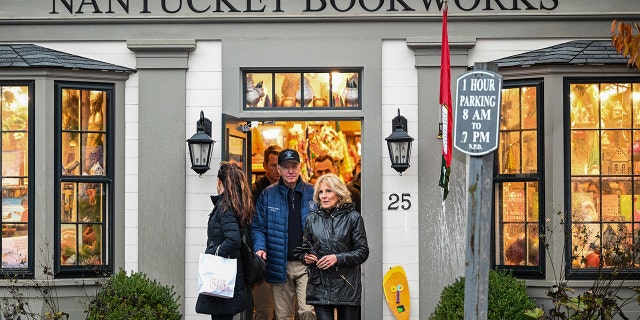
left=313, top=154, right=361, bottom=213
left=251, top=145, right=282, bottom=202
left=248, top=145, right=281, bottom=320
left=252, top=149, right=316, bottom=320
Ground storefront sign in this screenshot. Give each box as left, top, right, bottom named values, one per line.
left=0, top=0, right=614, bottom=19
left=453, top=70, right=502, bottom=156
left=2, top=0, right=638, bottom=19
left=47, top=0, right=558, bottom=15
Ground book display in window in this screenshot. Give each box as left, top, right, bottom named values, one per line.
left=59, top=182, right=103, bottom=266
left=58, top=87, right=109, bottom=269
left=244, top=71, right=360, bottom=108
left=568, top=82, right=640, bottom=270
left=1, top=85, right=30, bottom=270
left=61, top=89, right=106, bottom=177
left=503, top=184, right=525, bottom=222
left=250, top=120, right=361, bottom=184
left=494, top=83, right=542, bottom=271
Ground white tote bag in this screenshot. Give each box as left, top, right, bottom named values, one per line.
left=198, top=249, right=237, bottom=298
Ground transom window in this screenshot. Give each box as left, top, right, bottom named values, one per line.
left=243, top=70, right=361, bottom=109
left=1, top=82, right=33, bottom=273
left=493, top=80, right=544, bottom=277
left=55, top=82, right=113, bottom=276
left=567, top=79, right=640, bottom=275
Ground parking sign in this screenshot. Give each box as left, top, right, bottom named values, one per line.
left=453, top=70, right=503, bottom=156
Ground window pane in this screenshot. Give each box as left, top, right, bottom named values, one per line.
left=62, top=132, right=81, bottom=175
left=78, top=183, right=102, bottom=223
left=82, top=133, right=106, bottom=176
left=80, top=224, right=101, bottom=265
left=245, top=73, right=272, bottom=108
left=526, top=224, right=540, bottom=266
left=634, top=83, right=640, bottom=129
left=306, top=72, right=330, bottom=107
left=569, top=81, right=640, bottom=272
left=503, top=223, right=525, bottom=265
left=2, top=86, right=29, bottom=131
left=570, top=83, right=600, bottom=129
left=62, top=89, right=80, bottom=130
left=2, top=230, right=28, bottom=268
left=61, top=182, right=77, bottom=222
left=571, top=130, right=600, bottom=175
left=86, top=90, right=106, bottom=132
left=603, top=130, right=631, bottom=175
left=1, top=85, right=30, bottom=271
left=600, top=83, right=632, bottom=129
left=526, top=182, right=539, bottom=221
left=522, top=131, right=537, bottom=173
left=332, top=72, right=359, bottom=107
left=521, top=86, right=537, bottom=130
left=501, top=87, right=521, bottom=130
left=499, top=131, right=521, bottom=174
left=275, top=73, right=301, bottom=107
left=61, top=223, right=78, bottom=265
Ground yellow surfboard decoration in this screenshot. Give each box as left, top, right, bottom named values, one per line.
left=383, top=265, right=410, bottom=320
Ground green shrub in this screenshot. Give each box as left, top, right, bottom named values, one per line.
left=430, top=269, right=536, bottom=320
left=86, top=269, right=182, bottom=320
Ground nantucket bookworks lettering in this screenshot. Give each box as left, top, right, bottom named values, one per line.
left=50, top=0, right=559, bottom=15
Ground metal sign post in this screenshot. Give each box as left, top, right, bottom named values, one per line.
left=454, top=62, right=502, bottom=320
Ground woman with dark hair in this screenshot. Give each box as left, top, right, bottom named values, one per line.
left=301, top=173, right=369, bottom=320
left=196, top=161, right=254, bottom=320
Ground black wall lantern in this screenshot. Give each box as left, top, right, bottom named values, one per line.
left=187, top=111, right=215, bottom=176
left=385, top=109, right=414, bottom=175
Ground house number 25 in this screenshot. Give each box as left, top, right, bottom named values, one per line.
left=388, top=193, right=412, bottom=210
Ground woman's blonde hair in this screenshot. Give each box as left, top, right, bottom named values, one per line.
left=313, top=173, right=352, bottom=208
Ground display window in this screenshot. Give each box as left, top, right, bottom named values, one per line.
left=55, top=82, right=112, bottom=276
left=244, top=70, right=361, bottom=109
left=493, top=80, right=544, bottom=277
left=0, top=82, right=32, bottom=273
left=250, top=120, right=361, bottom=184
left=567, top=80, right=640, bottom=274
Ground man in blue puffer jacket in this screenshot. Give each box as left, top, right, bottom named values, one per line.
left=252, top=149, right=316, bottom=320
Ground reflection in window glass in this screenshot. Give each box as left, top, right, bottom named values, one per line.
left=568, top=81, right=640, bottom=272
left=494, top=83, right=542, bottom=273
left=244, top=70, right=361, bottom=109
left=1, top=85, right=30, bottom=270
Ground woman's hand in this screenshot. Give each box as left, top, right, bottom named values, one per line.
left=304, top=253, right=318, bottom=265
left=316, top=254, right=337, bottom=270
left=256, top=250, right=267, bottom=260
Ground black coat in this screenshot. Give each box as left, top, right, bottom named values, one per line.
left=251, top=174, right=274, bottom=202
left=195, top=195, right=249, bottom=316
left=303, top=202, right=369, bottom=306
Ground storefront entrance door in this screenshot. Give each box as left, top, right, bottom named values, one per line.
left=222, top=114, right=251, bottom=180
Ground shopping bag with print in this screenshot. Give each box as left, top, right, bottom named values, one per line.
left=198, top=251, right=236, bottom=298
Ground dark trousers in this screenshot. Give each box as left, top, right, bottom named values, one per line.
left=314, top=305, right=359, bottom=320
left=211, top=316, right=233, bottom=320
